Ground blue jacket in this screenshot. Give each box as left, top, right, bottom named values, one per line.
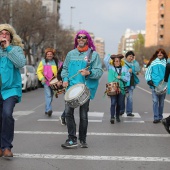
left=0, top=45, right=26, bottom=102
left=145, top=58, right=166, bottom=89
left=61, top=48, right=103, bottom=99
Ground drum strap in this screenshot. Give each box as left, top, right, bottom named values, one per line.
left=86, top=48, right=93, bottom=68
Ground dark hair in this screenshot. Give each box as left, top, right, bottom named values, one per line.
left=146, top=48, right=168, bottom=67
left=125, top=51, right=135, bottom=58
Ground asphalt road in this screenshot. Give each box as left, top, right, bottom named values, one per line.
left=0, top=72, right=170, bottom=170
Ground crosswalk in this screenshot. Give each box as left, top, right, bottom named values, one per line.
left=13, top=110, right=170, bottom=123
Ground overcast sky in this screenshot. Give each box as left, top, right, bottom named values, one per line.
left=59, top=0, right=146, bottom=54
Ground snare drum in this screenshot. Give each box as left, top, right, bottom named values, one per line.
left=49, top=77, right=59, bottom=90
left=106, top=82, right=120, bottom=96
left=64, top=84, right=90, bottom=108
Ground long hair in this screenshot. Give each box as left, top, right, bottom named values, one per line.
left=74, top=30, right=96, bottom=51
left=146, top=48, right=168, bottom=67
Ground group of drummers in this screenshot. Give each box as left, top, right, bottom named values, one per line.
left=36, top=30, right=170, bottom=149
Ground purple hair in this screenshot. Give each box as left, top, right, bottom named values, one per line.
left=74, top=30, right=96, bottom=51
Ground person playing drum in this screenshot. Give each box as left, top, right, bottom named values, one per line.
left=36, top=48, right=62, bottom=117
left=104, top=54, right=130, bottom=124
left=61, top=30, right=103, bottom=148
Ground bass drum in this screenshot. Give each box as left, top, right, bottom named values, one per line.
left=64, top=84, right=90, bottom=108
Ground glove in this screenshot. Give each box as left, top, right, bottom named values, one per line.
left=147, top=80, right=155, bottom=87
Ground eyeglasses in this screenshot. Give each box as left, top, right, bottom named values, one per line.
left=0, top=32, right=10, bottom=37
left=77, top=36, right=87, bottom=39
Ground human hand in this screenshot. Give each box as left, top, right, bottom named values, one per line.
left=147, top=80, right=155, bottom=87
left=79, top=69, right=90, bottom=76
left=0, top=38, right=10, bottom=48
left=63, top=81, right=68, bottom=87
left=57, top=80, right=63, bottom=87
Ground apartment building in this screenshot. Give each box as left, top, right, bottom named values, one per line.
left=145, top=0, right=170, bottom=47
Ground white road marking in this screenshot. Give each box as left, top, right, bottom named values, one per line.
left=122, top=113, right=141, bottom=118
left=123, top=121, right=145, bottom=123
left=88, top=120, right=102, bottom=122
left=14, top=111, right=34, bottom=115
left=38, top=119, right=59, bottom=121
left=14, top=153, right=170, bottom=162
left=88, top=112, right=104, bottom=117
left=14, top=131, right=170, bottom=137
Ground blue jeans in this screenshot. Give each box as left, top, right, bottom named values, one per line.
left=126, top=86, right=134, bottom=114
left=110, top=93, right=125, bottom=118
left=44, top=84, right=54, bottom=112
left=152, top=89, right=166, bottom=120
left=0, top=94, right=18, bottom=150
left=65, top=99, right=90, bottom=142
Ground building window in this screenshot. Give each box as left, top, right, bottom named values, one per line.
left=160, top=4, right=164, bottom=9
left=160, top=25, right=164, bottom=29
left=160, top=35, right=164, bottom=39
left=161, top=14, right=164, bottom=18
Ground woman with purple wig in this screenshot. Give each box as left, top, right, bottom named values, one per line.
left=61, top=30, right=103, bottom=148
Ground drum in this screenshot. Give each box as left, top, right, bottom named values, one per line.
left=49, top=77, right=59, bottom=90
left=64, top=84, right=90, bottom=108
left=105, top=82, right=120, bottom=96
left=155, top=80, right=167, bottom=95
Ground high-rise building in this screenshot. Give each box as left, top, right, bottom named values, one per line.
left=94, top=37, right=105, bottom=59
left=145, top=0, right=170, bottom=47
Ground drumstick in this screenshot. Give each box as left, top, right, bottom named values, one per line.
left=69, top=66, right=90, bottom=80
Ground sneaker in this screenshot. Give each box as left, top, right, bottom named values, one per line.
left=127, top=113, right=134, bottom=117
left=110, top=118, right=114, bottom=124
left=59, top=116, right=66, bottom=125
left=80, top=141, right=88, bottom=148
left=162, top=119, right=170, bottom=133
left=61, top=139, right=78, bottom=148
left=47, top=110, right=52, bottom=117
left=153, top=120, right=161, bottom=124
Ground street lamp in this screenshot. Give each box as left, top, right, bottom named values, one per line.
left=79, top=21, right=82, bottom=30
left=70, top=6, right=75, bottom=29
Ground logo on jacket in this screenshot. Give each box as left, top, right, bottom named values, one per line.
left=84, top=56, right=88, bottom=61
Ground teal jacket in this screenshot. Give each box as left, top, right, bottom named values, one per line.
left=145, top=58, right=166, bottom=89
left=0, top=45, right=26, bottom=102
left=61, top=48, right=103, bottom=99
left=123, top=59, right=140, bottom=87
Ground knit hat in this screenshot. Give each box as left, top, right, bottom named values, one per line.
left=74, top=30, right=96, bottom=51
left=0, top=24, right=24, bottom=48
left=45, top=48, right=56, bottom=55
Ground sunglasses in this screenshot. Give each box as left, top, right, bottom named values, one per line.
left=77, top=35, right=87, bottom=39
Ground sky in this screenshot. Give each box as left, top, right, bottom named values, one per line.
left=59, top=0, right=146, bottom=54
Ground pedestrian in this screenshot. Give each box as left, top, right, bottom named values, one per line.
left=145, top=48, right=168, bottom=123
left=122, top=51, right=140, bottom=116
left=36, top=48, right=62, bottom=117
left=0, top=24, right=26, bottom=157
left=104, top=54, right=130, bottom=124
left=61, top=30, right=103, bottom=148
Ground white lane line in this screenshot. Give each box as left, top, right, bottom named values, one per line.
left=137, top=86, right=170, bottom=104
left=123, top=121, right=145, bottom=123
left=14, top=131, right=170, bottom=137
left=38, top=119, right=59, bottom=121
left=37, top=119, right=102, bottom=122
left=14, top=153, right=170, bottom=162
left=88, top=112, right=104, bottom=117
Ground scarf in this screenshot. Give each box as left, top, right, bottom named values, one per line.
left=77, top=45, right=88, bottom=52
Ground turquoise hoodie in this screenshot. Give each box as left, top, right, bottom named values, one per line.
left=61, top=48, right=103, bottom=99
left=0, top=45, right=26, bottom=102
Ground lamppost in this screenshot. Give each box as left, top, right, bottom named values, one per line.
left=70, top=6, right=75, bottom=30
left=79, top=21, right=82, bottom=30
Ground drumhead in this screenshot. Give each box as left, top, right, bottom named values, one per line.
left=65, top=84, right=85, bottom=100
left=50, top=77, right=58, bottom=84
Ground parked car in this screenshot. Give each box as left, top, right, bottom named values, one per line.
left=25, top=65, right=39, bottom=90
left=20, top=66, right=32, bottom=92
